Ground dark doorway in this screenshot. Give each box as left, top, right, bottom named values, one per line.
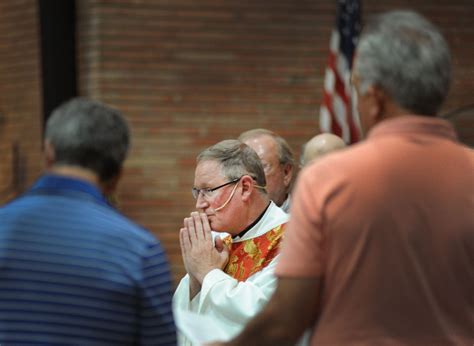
left=38, top=0, right=77, bottom=127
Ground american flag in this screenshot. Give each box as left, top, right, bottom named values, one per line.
left=319, top=0, right=362, bottom=144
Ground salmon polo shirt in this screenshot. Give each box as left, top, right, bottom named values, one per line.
left=276, top=115, right=474, bottom=345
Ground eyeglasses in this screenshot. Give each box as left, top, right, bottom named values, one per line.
left=192, top=177, right=242, bottom=200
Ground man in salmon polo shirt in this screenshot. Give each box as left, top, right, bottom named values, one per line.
left=210, top=10, right=474, bottom=346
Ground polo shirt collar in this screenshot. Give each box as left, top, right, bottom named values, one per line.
left=368, top=115, right=458, bottom=142
left=31, top=174, right=109, bottom=206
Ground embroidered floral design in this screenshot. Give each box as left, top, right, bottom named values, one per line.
left=223, top=224, right=286, bottom=282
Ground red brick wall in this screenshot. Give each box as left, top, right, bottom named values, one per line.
left=75, top=0, right=332, bottom=282
left=75, top=0, right=474, bottom=284
left=0, top=1, right=43, bottom=203
left=0, top=0, right=472, bottom=284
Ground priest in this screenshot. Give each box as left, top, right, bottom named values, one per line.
left=173, top=139, right=289, bottom=345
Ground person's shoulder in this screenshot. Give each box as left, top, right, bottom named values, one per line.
left=462, top=146, right=474, bottom=171
left=81, top=205, right=159, bottom=247
left=295, top=142, right=376, bottom=200
left=462, top=145, right=474, bottom=158
left=107, top=210, right=157, bottom=241
left=0, top=191, right=36, bottom=210
left=302, top=141, right=372, bottom=177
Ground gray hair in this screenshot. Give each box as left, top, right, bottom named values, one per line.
left=238, top=128, right=295, bottom=169
left=45, top=97, right=130, bottom=181
left=354, top=10, right=451, bottom=116
left=197, top=139, right=267, bottom=188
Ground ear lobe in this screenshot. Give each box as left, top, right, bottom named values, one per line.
left=283, top=164, right=293, bottom=186
left=366, top=85, right=385, bottom=123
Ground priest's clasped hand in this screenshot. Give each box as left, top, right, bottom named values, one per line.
left=179, top=211, right=229, bottom=283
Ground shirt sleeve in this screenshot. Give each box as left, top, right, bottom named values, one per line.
left=138, top=241, right=177, bottom=345
left=276, top=163, right=331, bottom=278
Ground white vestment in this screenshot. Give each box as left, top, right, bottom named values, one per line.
left=173, top=202, right=289, bottom=345
left=280, top=194, right=291, bottom=213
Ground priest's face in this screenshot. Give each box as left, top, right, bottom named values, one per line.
left=193, top=160, right=242, bottom=233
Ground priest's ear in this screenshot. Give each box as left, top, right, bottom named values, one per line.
left=240, top=175, right=255, bottom=201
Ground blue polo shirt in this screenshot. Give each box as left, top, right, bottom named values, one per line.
left=0, top=175, right=176, bottom=345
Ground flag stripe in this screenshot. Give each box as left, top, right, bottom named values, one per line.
left=319, top=0, right=361, bottom=144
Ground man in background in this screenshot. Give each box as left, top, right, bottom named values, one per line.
left=0, top=98, right=176, bottom=345
left=173, top=140, right=288, bottom=345
left=300, top=133, right=346, bottom=166
left=212, top=10, right=474, bottom=345
left=238, top=129, right=295, bottom=213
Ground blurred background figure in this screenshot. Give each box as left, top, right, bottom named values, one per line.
left=0, top=98, right=176, bottom=345
left=239, top=129, right=296, bottom=213
left=300, top=133, right=346, bottom=166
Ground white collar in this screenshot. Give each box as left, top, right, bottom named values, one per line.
left=232, top=201, right=289, bottom=242
left=279, top=195, right=291, bottom=214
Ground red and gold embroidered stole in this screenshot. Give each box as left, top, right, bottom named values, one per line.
left=222, top=223, right=286, bottom=282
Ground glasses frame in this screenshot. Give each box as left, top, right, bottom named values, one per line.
left=192, top=176, right=242, bottom=200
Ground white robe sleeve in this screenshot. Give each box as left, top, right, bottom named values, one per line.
left=173, top=274, right=190, bottom=310
left=200, top=256, right=279, bottom=332
left=173, top=256, right=279, bottom=342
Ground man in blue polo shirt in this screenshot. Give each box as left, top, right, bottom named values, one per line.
left=0, top=98, right=176, bottom=345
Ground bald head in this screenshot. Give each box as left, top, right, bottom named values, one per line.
left=238, top=128, right=295, bottom=207
left=301, top=133, right=346, bottom=166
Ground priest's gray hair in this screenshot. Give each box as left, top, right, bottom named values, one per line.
left=197, top=139, right=267, bottom=188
